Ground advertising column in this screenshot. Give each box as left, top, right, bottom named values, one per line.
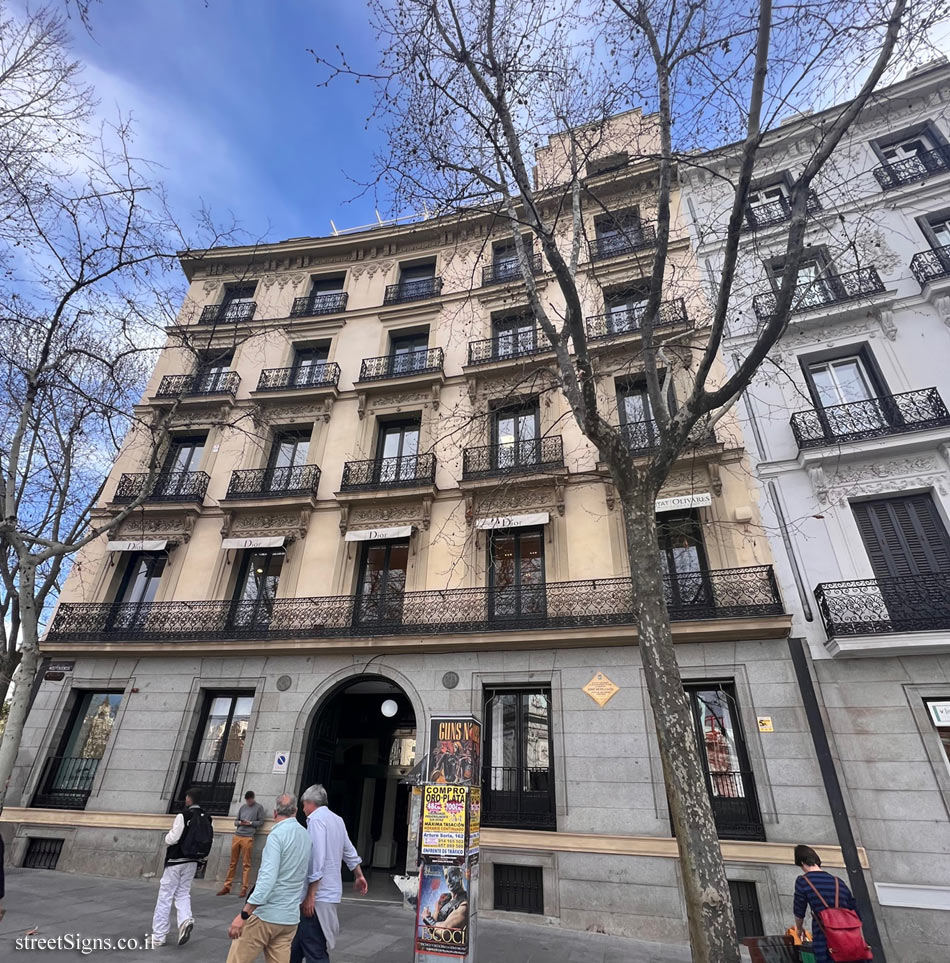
left=415, top=716, right=481, bottom=963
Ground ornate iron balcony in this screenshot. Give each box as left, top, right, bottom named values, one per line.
left=872, top=145, right=950, bottom=190
left=742, top=190, right=821, bottom=231
left=704, top=769, right=765, bottom=841
left=155, top=371, right=240, bottom=398
left=198, top=301, right=256, bottom=324
left=815, top=573, right=950, bottom=637
left=224, top=465, right=321, bottom=499
left=590, top=223, right=656, bottom=261
left=467, top=328, right=550, bottom=365
left=170, top=758, right=239, bottom=816
left=790, top=387, right=950, bottom=449
left=481, top=766, right=556, bottom=830
left=31, top=755, right=100, bottom=810
left=46, top=564, right=784, bottom=642
left=911, top=244, right=950, bottom=285
left=383, top=276, right=443, bottom=304
left=113, top=471, right=210, bottom=503
left=586, top=297, right=688, bottom=341
left=358, top=347, right=444, bottom=382
left=257, top=362, right=341, bottom=392
left=340, top=452, right=436, bottom=491
left=752, top=267, right=885, bottom=322
left=289, top=291, right=348, bottom=317
left=482, top=252, right=542, bottom=286
left=462, top=436, right=564, bottom=480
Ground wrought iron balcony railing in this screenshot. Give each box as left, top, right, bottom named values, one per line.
left=790, top=388, right=950, bottom=450
left=482, top=252, right=543, bottom=286
left=462, top=436, right=564, bottom=480
left=340, top=452, right=436, bottom=491
left=45, top=565, right=784, bottom=642
left=467, top=328, right=550, bottom=366
left=481, top=766, right=556, bottom=830
left=155, top=371, right=240, bottom=399
left=358, top=347, right=444, bottom=382
left=198, top=301, right=256, bottom=324
left=590, top=223, right=657, bottom=261
left=31, top=756, right=100, bottom=810
left=910, top=244, right=950, bottom=285
left=742, top=190, right=821, bottom=231
left=815, top=573, right=950, bottom=638
left=751, top=267, right=885, bottom=322
left=705, top=769, right=765, bottom=841
left=586, top=297, right=688, bottom=341
left=113, top=471, right=210, bottom=503
left=256, top=362, right=341, bottom=392
left=383, top=276, right=443, bottom=304
left=872, top=145, right=950, bottom=190
left=170, top=758, right=239, bottom=816
left=289, top=291, right=348, bottom=317
left=224, top=464, right=321, bottom=499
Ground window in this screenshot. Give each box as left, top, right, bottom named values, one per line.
left=482, top=688, right=555, bottom=830
left=594, top=208, right=643, bottom=257
left=376, top=418, right=421, bottom=482
left=803, top=350, right=889, bottom=437
left=290, top=345, right=330, bottom=387
left=399, top=261, right=436, bottom=283
left=494, top=864, right=544, bottom=914
left=880, top=131, right=939, bottom=165
left=873, top=126, right=950, bottom=188
left=853, top=494, right=950, bottom=580
left=925, top=213, right=950, bottom=249
left=492, top=314, right=537, bottom=360
left=617, top=379, right=659, bottom=452
left=492, top=403, right=540, bottom=470
left=657, top=510, right=712, bottom=611
left=230, top=548, right=284, bottom=628
left=924, top=699, right=950, bottom=766
left=389, top=330, right=430, bottom=375
left=112, top=552, right=167, bottom=627
left=603, top=287, right=648, bottom=335
left=176, top=691, right=254, bottom=814
left=355, top=539, right=409, bottom=625
left=163, top=435, right=206, bottom=475
left=220, top=283, right=257, bottom=321
left=489, top=527, right=545, bottom=620
left=310, top=274, right=344, bottom=295
left=265, top=428, right=311, bottom=489
left=194, top=350, right=233, bottom=394
left=766, top=251, right=841, bottom=311
left=729, top=881, right=764, bottom=941
left=23, top=838, right=64, bottom=869
left=683, top=683, right=764, bottom=840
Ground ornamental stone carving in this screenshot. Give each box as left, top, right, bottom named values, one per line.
left=815, top=455, right=947, bottom=506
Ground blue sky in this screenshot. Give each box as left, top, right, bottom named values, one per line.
left=62, top=0, right=387, bottom=242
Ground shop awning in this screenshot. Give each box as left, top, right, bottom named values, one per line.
left=475, top=512, right=550, bottom=531
left=655, top=492, right=712, bottom=513
left=344, top=525, right=413, bottom=542
left=106, top=539, right=168, bottom=552
left=221, top=535, right=287, bottom=550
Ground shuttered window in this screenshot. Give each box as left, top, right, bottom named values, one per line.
left=852, top=494, right=950, bottom=578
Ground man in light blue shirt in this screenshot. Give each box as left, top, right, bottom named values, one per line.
left=226, top=793, right=311, bottom=963
left=290, top=784, right=368, bottom=963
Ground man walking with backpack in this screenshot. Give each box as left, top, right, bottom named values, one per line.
left=152, top=788, right=214, bottom=948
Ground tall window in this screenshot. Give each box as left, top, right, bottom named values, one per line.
left=489, top=527, right=545, bottom=620
left=266, top=427, right=311, bottom=488
left=492, top=314, right=536, bottom=360
left=878, top=130, right=940, bottom=166
left=594, top=208, right=643, bottom=257
left=389, top=330, right=430, bottom=375
left=310, top=274, right=344, bottom=295
left=399, top=261, right=436, bottom=284
left=603, top=288, right=648, bottom=335
left=163, top=435, right=206, bottom=474
left=482, top=687, right=555, bottom=830
left=290, top=344, right=330, bottom=387
left=492, top=402, right=540, bottom=470
left=376, top=418, right=421, bottom=482
left=657, top=511, right=711, bottom=610
left=230, top=548, right=284, bottom=628
left=355, top=539, right=409, bottom=625
left=924, top=213, right=950, bottom=249
left=221, top=283, right=257, bottom=321
left=111, top=552, right=166, bottom=629
left=683, top=683, right=764, bottom=840
left=767, top=252, right=837, bottom=310
left=925, top=699, right=950, bottom=766
left=853, top=494, right=950, bottom=580
left=803, top=350, right=887, bottom=437
left=617, top=380, right=659, bottom=453
left=194, top=351, right=233, bottom=393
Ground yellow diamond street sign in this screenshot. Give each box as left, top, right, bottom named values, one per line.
left=583, top=672, right=619, bottom=707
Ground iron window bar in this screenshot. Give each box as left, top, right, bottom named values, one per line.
left=586, top=298, right=688, bottom=341
left=590, top=223, right=657, bottom=261
left=339, top=453, right=436, bottom=491
left=113, top=471, right=210, bottom=503
left=170, top=758, right=239, bottom=816
left=30, top=755, right=100, bottom=810
left=155, top=371, right=240, bottom=398
left=467, top=329, right=552, bottom=366
left=741, top=190, right=821, bottom=231
left=704, top=769, right=766, bottom=841
left=481, top=252, right=542, bottom=286
left=256, top=362, right=341, bottom=392
left=910, top=244, right=950, bottom=285
left=224, top=465, right=321, bottom=499
left=462, top=436, right=564, bottom=480
left=751, top=267, right=886, bottom=322
left=383, top=276, right=443, bottom=305
left=358, top=347, right=444, bottom=382
left=289, top=291, right=348, bottom=317
left=872, top=145, right=950, bottom=190
left=481, top=766, right=556, bottom=831
left=198, top=301, right=256, bottom=324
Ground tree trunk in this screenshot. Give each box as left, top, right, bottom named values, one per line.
left=620, top=489, right=739, bottom=963
left=0, top=561, right=40, bottom=811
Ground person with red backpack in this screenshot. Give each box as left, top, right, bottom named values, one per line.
left=793, top=844, right=873, bottom=962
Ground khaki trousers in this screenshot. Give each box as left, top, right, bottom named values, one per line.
left=226, top=915, right=298, bottom=963
left=224, top=835, right=255, bottom=891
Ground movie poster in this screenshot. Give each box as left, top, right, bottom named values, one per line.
left=421, top=785, right=468, bottom=861
left=415, top=862, right=471, bottom=957
left=427, top=716, right=481, bottom=786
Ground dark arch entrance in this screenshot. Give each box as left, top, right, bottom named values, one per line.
left=300, top=675, right=417, bottom=897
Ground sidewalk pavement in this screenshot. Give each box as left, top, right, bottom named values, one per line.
left=0, top=867, right=693, bottom=962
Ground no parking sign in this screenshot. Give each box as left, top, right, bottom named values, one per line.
left=272, top=751, right=289, bottom=774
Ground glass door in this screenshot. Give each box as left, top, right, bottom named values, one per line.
left=376, top=420, right=421, bottom=483
left=657, top=511, right=711, bottom=612
left=194, top=351, right=233, bottom=394
left=230, top=548, right=284, bottom=629
left=493, top=405, right=539, bottom=470
left=290, top=345, right=329, bottom=387
left=265, top=428, right=310, bottom=491
left=110, top=551, right=167, bottom=630
left=489, top=528, right=546, bottom=620
left=390, top=332, right=430, bottom=376
left=807, top=355, right=885, bottom=437
left=355, top=539, right=409, bottom=626
left=184, top=692, right=254, bottom=813
left=618, top=383, right=657, bottom=451
left=493, top=316, right=536, bottom=359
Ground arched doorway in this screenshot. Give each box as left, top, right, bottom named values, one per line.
left=300, top=675, right=417, bottom=899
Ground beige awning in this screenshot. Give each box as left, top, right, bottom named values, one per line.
left=221, top=535, right=287, bottom=550
left=106, top=539, right=168, bottom=552
left=475, top=512, right=550, bottom=530
left=344, top=525, right=413, bottom=542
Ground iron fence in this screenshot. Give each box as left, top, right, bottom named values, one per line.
left=910, top=244, right=950, bottom=285
left=467, top=328, right=550, bottom=365
left=31, top=756, right=100, bottom=810
left=383, top=276, right=443, bottom=304
left=170, top=758, right=239, bottom=816
left=198, top=301, right=256, bottom=324
left=481, top=253, right=542, bottom=285
left=872, top=145, right=950, bottom=190
left=224, top=465, right=321, bottom=499
left=741, top=190, right=821, bottom=231
left=155, top=371, right=240, bottom=398
left=586, top=297, right=688, bottom=341
left=462, top=436, right=564, bottom=479
left=289, top=291, right=348, bottom=317
left=590, top=223, right=657, bottom=261
left=113, top=471, right=210, bottom=503
left=358, top=347, right=444, bottom=382
left=752, top=267, right=885, bottom=322
left=481, top=766, right=556, bottom=830
left=339, top=453, right=436, bottom=491
left=256, top=362, right=341, bottom=392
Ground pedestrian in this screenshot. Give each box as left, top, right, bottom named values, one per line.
left=219, top=790, right=266, bottom=898
left=792, top=844, right=871, bottom=963
left=151, top=787, right=214, bottom=948
left=290, top=784, right=368, bottom=963
left=226, top=793, right=312, bottom=963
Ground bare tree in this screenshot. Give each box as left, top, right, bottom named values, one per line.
left=314, top=1, right=943, bottom=959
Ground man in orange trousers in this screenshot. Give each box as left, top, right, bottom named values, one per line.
left=218, top=791, right=265, bottom=898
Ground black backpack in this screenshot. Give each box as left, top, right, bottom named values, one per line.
left=179, top=807, right=214, bottom=860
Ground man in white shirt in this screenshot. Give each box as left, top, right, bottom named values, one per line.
left=289, top=784, right=368, bottom=963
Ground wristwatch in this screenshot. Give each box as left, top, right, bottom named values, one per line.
left=240, top=910, right=251, bottom=921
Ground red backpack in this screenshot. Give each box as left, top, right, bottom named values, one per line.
left=803, top=875, right=873, bottom=961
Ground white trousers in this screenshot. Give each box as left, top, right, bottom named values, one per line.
left=152, top=862, right=197, bottom=940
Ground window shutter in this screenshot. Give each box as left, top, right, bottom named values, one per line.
left=853, top=495, right=950, bottom=579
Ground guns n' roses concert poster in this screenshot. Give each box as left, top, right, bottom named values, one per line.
left=427, top=717, right=480, bottom=786
left=415, top=862, right=471, bottom=957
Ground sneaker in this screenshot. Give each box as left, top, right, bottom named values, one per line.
left=151, top=936, right=166, bottom=948
left=177, top=919, right=194, bottom=946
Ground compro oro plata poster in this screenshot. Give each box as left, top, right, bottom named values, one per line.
left=421, top=784, right=468, bottom=861
left=416, top=863, right=470, bottom=957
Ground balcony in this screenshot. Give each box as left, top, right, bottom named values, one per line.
left=289, top=291, right=348, bottom=317
left=790, top=388, right=950, bottom=450
left=816, top=573, right=950, bottom=638
left=586, top=297, right=688, bottom=342
left=462, top=437, right=564, bottom=481
left=741, top=190, right=821, bottom=231
left=113, top=471, right=210, bottom=504
left=590, top=223, right=656, bottom=261
left=256, top=362, right=341, bottom=393
left=383, top=276, right=443, bottom=305
left=482, top=253, right=542, bottom=286
left=872, top=145, right=950, bottom=191
left=154, top=371, right=240, bottom=399
left=339, top=453, right=436, bottom=492
left=358, top=348, right=444, bottom=382
left=481, top=766, right=555, bottom=830
left=170, top=758, right=239, bottom=816
left=752, top=267, right=886, bottom=322
left=224, top=465, right=321, bottom=500
left=45, top=564, right=785, bottom=643
left=911, top=244, right=950, bottom=286
left=31, top=756, right=99, bottom=810
left=467, top=329, right=551, bottom=366
left=198, top=301, right=256, bottom=324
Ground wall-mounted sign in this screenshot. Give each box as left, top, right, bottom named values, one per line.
left=344, top=525, right=413, bottom=542
left=757, top=716, right=774, bottom=733
left=106, top=539, right=168, bottom=552
left=222, top=535, right=285, bottom=550
left=655, top=492, right=712, bottom=513
left=583, top=672, right=620, bottom=707
left=272, top=751, right=289, bottom=774
left=927, top=701, right=950, bottom=727
left=475, top=512, right=550, bottom=530
left=46, top=661, right=75, bottom=673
